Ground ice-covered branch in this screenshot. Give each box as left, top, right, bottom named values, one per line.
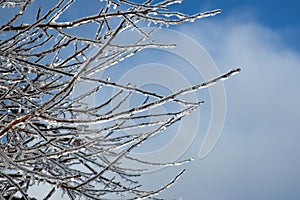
left=0, top=0, right=239, bottom=199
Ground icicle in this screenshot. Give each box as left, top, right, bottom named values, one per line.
left=18, top=122, right=25, bottom=129
left=189, top=18, right=195, bottom=23
left=46, top=123, right=51, bottom=129
left=107, top=0, right=111, bottom=8
left=1, top=2, right=14, bottom=8
left=7, top=59, right=12, bottom=67
left=49, top=120, right=58, bottom=126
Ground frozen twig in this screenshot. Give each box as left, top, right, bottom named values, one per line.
left=0, top=0, right=238, bottom=199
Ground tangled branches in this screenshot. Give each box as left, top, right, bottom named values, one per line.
left=0, top=0, right=238, bottom=199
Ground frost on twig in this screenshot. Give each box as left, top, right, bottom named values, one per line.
left=0, top=0, right=238, bottom=199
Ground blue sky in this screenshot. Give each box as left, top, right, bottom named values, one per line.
left=1, top=0, right=300, bottom=199
left=175, top=0, right=300, bottom=52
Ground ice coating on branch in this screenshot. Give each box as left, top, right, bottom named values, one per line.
left=0, top=0, right=236, bottom=199
left=0, top=0, right=32, bottom=8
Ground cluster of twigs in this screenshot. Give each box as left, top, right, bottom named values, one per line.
left=0, top=0, right=238, bottom=199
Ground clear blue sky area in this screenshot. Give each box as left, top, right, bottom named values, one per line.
left=177, top=0, right=300, bottom=28
left=174, top=0, right=300, bottom=52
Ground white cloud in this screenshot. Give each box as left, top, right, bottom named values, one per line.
left=156, top=15, right=300, bottom=199
left=180, top=17, right=300, bottom=129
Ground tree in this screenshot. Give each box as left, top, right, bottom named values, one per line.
left=0, top=0, right=240, bottom=199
